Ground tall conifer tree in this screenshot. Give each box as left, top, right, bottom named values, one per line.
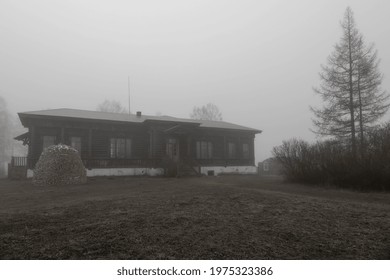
left=311, top=7, right=389, bottom=158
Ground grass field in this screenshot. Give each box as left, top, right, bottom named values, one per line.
left=0, top=175, right=389, bottom=259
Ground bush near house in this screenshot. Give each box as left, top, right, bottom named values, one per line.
left=273, top=123, right=390, bottom=191
left=33, top=144, right=87, bottom=186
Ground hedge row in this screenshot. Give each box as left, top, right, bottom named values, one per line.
left=273, top=123, right=390, bottom=191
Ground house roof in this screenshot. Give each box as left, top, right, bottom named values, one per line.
left=18, top=108, right=262, bottom=133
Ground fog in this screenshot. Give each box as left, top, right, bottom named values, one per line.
left=1, top=0, right=390, bottom=162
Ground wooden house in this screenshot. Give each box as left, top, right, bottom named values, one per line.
left=14, top=108, right=261, bottom=177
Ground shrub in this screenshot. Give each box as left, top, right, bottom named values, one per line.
left=273, top=123, right=390, bottom=191
left=33, top=144, right=87, bottom=186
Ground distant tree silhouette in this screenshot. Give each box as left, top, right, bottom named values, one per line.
left=97, top=99, right=128, bottom=114
left=190, top=103, right=222, bottom=121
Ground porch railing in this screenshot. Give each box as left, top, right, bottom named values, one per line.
left=196, top=158, right=254, bottom=166
left=10, top=157, right=28, bottom=167
left=8, top=157, right=28, bottom=179
left=82, top=158, right=163, bottom=169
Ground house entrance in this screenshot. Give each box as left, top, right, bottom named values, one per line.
left=166, top=138, right=179, bottom=162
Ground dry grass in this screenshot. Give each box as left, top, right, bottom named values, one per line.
left=0, top=175, right=389, bottom=259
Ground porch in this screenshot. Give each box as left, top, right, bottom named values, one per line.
left=8, top=157, right=28, bottom=180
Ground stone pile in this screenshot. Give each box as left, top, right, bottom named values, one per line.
left=33, top=144, right=87, bottom=186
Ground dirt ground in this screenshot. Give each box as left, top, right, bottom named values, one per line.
left=0, top=175, right=389, bottom=259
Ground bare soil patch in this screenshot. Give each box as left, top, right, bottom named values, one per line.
left=0, top=175, right=389, bottom=259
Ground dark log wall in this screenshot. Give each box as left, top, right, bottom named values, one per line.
left=27, top=119, right=150, bottom=167
left=64, top=128, right=89, bottom=158
left=29, top=126, right=60, bottom=162
left=91, top=130, right=109, bottom=158
left=24, top=117, right=257, bottom=168
left=190, top=129, right=255, bottom=165
left=133, top=133, right=149, bottom=158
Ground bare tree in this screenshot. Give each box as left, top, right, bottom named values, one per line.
left=190, top=103, right=223, bottom=121
left=0, top=96, right=12, bottom=176
left=355, top=41, right=389, bottom=151
left=311, top=7, right=389, bottom=158
left=97, top=99, right=128, bottom=114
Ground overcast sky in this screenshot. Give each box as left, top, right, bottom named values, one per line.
left=1, top=0, right=390, bottom=161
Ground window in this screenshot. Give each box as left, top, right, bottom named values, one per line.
left=196, top=141, right=213, bottom=159
left=242, top=143, right=250, bottom=159
left=42, top=136, right=56, bottom=150
left=110, top=138, right=131, bottom=158
left=228, top=142, right=236, bottom=158
left=70, top=137, right=81, bottom=153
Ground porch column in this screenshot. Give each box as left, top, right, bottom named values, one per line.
left=87, top=129, right=92, bottom=169
left=29, top=126, right=36, bottom=169
left=250, top=135, right=255, bottom=166
left=88, top=129, right=92, bottom=158
left=238, top=136, right=241, bottom=163
left=149, top=129, right=154, bottom=158
left=187, top=135, right=191, bottom=158
left=60, top=127, right=65, bottom=144
left=223, top=135, right=227, bottom=165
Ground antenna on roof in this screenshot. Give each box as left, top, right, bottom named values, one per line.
left=127, top=76, right=131, bottom=115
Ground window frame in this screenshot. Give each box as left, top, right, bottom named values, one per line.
left=227, top=142, right=236, bottom=159
left=42, top=135, right=56, bottom=151
left=110, top=137, right=132, bottom=159
left=196, top=140, right=213, bottom=159
left=242, top=143, right=250, bottom=159
left=70, top=136, right=82, bottom=153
